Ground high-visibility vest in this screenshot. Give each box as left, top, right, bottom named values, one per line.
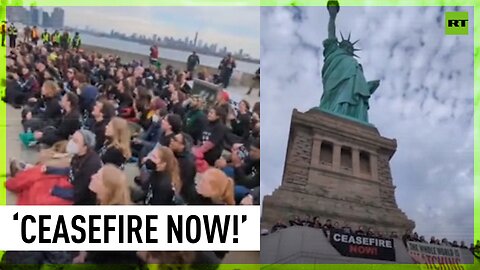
left=72, top=36, right=81, bottom=47
left=8, top=26, right=17, bottom=36
left=41, top=32, right=50, bottom=43
left=31, top=29, right=39, bottom=39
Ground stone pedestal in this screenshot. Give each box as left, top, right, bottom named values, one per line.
left=262, top=108, right=415, bottom=236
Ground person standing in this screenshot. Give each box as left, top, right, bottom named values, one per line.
left=218, top=53, right=236, bottom=88
left=41, top=28, right=50, bottom=45
left=31, top=26, right=39, bottom=46
left=246, top=67, right=260, bottom=96
left=1, top=20, right=6, bottom=47
left=149, top=44, right=159, bottom=65
left=186, top=51, right=200, bottom=74
left=23, top=25, right=30, bottom=43
left=51, top=30, right=59, bottom=47
left=60, top=31, right=70, bottom=51
left=7, top=22, right=18, bottom=48
left=72, top=32, right=81, bottom=49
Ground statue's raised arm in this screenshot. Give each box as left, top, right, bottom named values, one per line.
left=318, top=0, right=380, bottom=124
left=327, top=0, right=340, bottom=40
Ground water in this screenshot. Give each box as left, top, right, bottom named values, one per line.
left=80, top=33, right=258, bottom=74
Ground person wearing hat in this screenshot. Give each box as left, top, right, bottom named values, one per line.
left=1, top=20, right=6, bottom=47
left=43, top=129, right=102, bottom=205
left=7, top=22, right=18, bottom=48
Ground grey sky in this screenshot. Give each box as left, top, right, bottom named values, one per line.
left=261, top=6, right=474, bottom=244
left=42, top=6, right=260, bottom=58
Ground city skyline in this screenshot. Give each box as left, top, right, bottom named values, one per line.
left=52, top=6, right=259, bottom=59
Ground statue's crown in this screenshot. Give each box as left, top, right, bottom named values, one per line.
left=339, top=32, right=361, bottom=57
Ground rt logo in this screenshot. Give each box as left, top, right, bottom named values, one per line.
left=445, top=12, right=468, bottom=35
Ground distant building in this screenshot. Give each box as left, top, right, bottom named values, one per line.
left=193, top=31, right=198, bottom=47
left=6, top=6, right=29, bottom=24
left=42, top=11, right=50, bottom=27
left=50, top=7, right=65, bottom=29
left=30, top=6, right=42, bottom=26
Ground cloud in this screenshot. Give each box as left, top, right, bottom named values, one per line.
left=261, top=6, right=474, bottom=244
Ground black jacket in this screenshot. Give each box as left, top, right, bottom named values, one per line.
left=144, top=171, right=174, bottom=205
left=91, top=118, right=109, bottom=152
left=234, top=158, right=260, bottom=189
left=40, top=110, right=81, bottom=146
left=175, top=151, right=196, bottom=203
left=39, top=95, right=62, bottom=125
left=71, top=150, right=102, bottom=205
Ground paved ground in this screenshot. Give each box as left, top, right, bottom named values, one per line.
left=4, top=86, right=260, bottom=263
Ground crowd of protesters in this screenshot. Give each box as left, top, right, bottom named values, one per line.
left=264, top=215, right=479, bottom=257
left=1, top=28, right=260, bottom=267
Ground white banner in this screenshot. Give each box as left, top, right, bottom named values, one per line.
left=0, top=206, right=260, bottom=251
left=407, top=241, right=470, bottom=268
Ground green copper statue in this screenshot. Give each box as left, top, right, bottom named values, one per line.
left=319, top=0, right=380, bottom=123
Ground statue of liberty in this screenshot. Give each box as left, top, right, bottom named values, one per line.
left=319, top=1, right=380, bottom=123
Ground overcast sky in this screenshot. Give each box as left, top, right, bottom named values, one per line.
left=261, top=6, right=474, bottom=244
left=40, top=6, right=260, bottom=58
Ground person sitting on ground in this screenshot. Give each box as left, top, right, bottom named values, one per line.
left=271, top=220, right=288, bottom=233
left=98, top=117, right=131, bottom=168
left=159, top=113, right=183, bottom=147
left=43, top=130, right=102, bottom=205
left=22, top=80, right=62, bottom=132
left=231, top=100, right=252, bottom=142
left=176, top=72, right=191, bottom=95
left=34, top=92, right=81, bottom=147
left=169, top=89, right=186, bottom=120
left=193, top=107, right=227, bottom=169
left=88, top=99, right=115, bottom=152
left=4, top=66, right=40, bottom=107
left=143, top=146, right=180, bottom=205
left=192, top=168, right=235, bottom=206
left=131, top=98, right=167, bottom=163
left=72, top=164, right=144, bottom=268
left=168, top=132, right=196, bottom=204
left=183, top=95, right=207, bottom=145
left=232, top=139, right=260, bottom=190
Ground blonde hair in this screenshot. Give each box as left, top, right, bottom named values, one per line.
left=42, top=80, right=60, bottom=98
left=99, top=164, right=132, bottom=205
left=156, top=146, right=182, bottom=196
left=107, top=117, right=132, bottom=159
left=202, top=168, right=235, bottom=205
